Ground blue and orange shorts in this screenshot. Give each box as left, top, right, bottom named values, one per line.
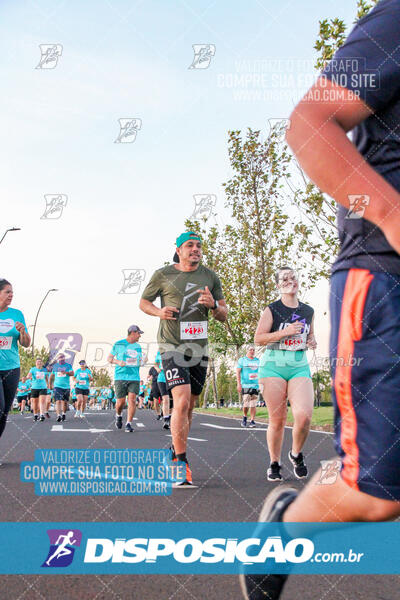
left=330, top=268, right=400, bottom=501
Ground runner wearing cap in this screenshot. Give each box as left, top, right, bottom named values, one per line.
left=49, top=353, right=74, bottom=422
left=107, top=325, right=144, bottom=433
left=73, top=359, right=92, bottom=418
left=140, top=231, right=227, bottom=486
left=0, top=278, right=30, bottom=454
left=236, top=346, right=260, bottom=428
left=27, top=358, right=49, bottom=422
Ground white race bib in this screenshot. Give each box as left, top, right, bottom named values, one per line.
left=36, top=371, right=45, bottom=379
left=0, top=319, right=14, bottom=334
left=248, top=373, right=258, bottom=380
left=125, top=358, right=137, bottom=366
left=180, top=321, right=208, bottom=340
left=279, top=332, right=307, bottom=351
left=57, top=371, right=66, bottom=378
left=0, top=336, right=12, bottom=350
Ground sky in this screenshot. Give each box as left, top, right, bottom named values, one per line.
left=0, top=0, right=357, bottom=372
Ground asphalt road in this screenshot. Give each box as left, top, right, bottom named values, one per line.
left=0, top=408, right=397, bottom=600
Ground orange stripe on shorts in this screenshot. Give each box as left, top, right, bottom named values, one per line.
left=334, top=268, right=374, bottom=490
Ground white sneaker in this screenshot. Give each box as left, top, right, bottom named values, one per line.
left=74, top=411, right=80, bottom=418
left=79, top=413, right=84, bottom=418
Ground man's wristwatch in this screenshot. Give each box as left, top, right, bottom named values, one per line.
left=212, top=299, right=219, bottom=310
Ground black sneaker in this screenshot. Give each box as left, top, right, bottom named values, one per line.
left=239, top=487, right=298, bottom=600
left=39, top=415, right=45, bottom=422
left=163, top=421, right=170, bottom=430
left=288, top=451, right=308, bottom=479
left=125, top=423, right=134, bottom=433
left=248, top=420, right=256, bottom=428
left=56, top=415, right=62, bottom=423
left=241, top=417, right=247, bottom=428
left=156, top=415, right=162, bottom=421
left=45, top=412, right=50, bottom=419
left=267, top=462, right=282, bottom=482
left=115, top=415, right=123, bottom=429
left=61, top=414, right=66, bottom=422
left=33, top=415, right=38, bottom=422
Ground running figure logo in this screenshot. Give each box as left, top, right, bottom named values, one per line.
left=191, top=194, right=217, bottom=220
left=41, top=194, right=68, bottom=220
left=42, top=529, right=82, bottom=567
left=267, top=118, right=291, bottom=141
left=316, top=459, right=341, bottom=485
left=46, top=333, right=83, bottom=366
left=114, top=118, right=142, bottom=143
left=119, top=269, right=146, bottom=294
left=188, top=44, right=216, bottom=69
left=36, top=44, right=63, bottom=69
left=346, top=195, right=370, bottom=219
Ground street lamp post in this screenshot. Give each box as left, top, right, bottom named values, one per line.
left=0, top=227, right=21, bottom=245
left=31, top=289, right=58, bottom=356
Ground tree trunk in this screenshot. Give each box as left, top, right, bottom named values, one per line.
left=210, top=357, right=218, bottom=409
left=203, top=373, right=211, bottom=408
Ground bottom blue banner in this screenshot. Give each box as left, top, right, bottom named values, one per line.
left=0, top=522, right=398, bottom=574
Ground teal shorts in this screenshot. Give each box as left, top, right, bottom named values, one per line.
left=258, top=349, right=311, bottom=381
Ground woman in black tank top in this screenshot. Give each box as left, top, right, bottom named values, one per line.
left=254, top=267, right=317, bottom=482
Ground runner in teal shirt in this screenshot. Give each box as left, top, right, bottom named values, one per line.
left=107, top=324, right=144, bottom=433
left=50, top=353, right=74, bottom=422
left=27, top=358, right=49, bottom=421
left=74, top=360, right=92, bottom=418
left=0, top=278, right=31, bottom=441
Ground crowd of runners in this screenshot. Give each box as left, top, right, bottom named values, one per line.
left=1, top=3, right=400, bottom=596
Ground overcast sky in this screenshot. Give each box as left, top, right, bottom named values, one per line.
left=0, top=0, right=356, bottom=371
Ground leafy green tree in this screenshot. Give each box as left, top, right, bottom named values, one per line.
left=314, top=0, right=379, bottom=70
left=19, top=346, right=50, bottom=378
left=312, top=368, right=332, bottom=406
left=90, top=367, right=112, bottom=388
left=187, top=126, right=338, bottom=356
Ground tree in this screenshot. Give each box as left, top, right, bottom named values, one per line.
left=186, top=126, right=338, bottom=356
left=19, top=346, right=50, bottom=378
left=312, top=368, right=332, bottom=406
left=314, top=0, right=379, bottom=70
left=90, top=367, right=112, bottom=388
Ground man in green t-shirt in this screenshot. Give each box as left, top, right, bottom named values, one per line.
left=140, top=231, right=227, bottom=486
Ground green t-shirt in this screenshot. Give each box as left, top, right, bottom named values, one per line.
left=141, top=264, right=224, bottom=356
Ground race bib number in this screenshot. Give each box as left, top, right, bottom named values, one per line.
left=36, top=371, right=45, bottom=379
left=248, top=373, right=258, bottom=380
left=79, top=378, right=86, bottom=384
left=0, top=319, right=14, bottom=334
left=279, top=332, right=307, bottom=351
left=180, top=321, right=208, bottom=340
left=0, top=337, right=12, bottom=350
left=57, top=371, right=66, bottom=378
left=125, top=357, right=138, bottom=366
